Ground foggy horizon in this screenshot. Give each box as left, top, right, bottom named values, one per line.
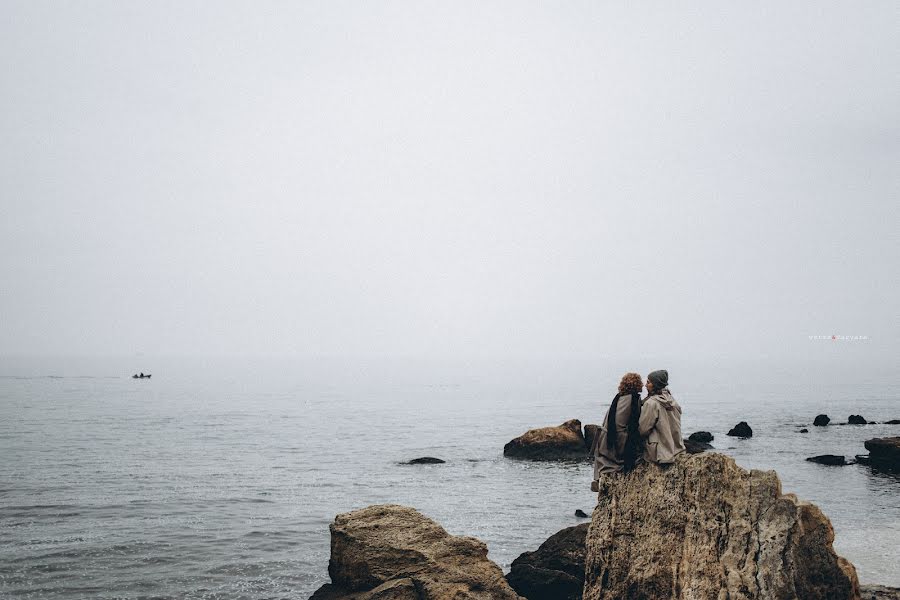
left=2, top=2, right=897, bottom=365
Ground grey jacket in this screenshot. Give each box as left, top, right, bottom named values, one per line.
left=638, top=387, right=685, bottom=464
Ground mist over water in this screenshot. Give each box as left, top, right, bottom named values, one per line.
left=1, top=356, right=898, bottom=599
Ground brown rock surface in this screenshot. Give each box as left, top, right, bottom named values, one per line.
left=309, top=504, right=522, bottom=600
left=583, top=452, right=860, bottom=600
left=503, top=419, right=587, bottom=461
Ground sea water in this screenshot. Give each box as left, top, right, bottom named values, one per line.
left=1, top=356, right=898, bottom=599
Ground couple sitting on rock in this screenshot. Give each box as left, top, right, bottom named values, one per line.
left=590, top=369, right=685, bottom=491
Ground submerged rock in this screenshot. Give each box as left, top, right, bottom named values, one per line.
left=814, top=414, right=831, bottom=426
left=885, top=420, right=900, bottom=425
left=800, top=429, right=809, bottom=433
left=506, top=523, right=588, bottom=600
left=406, top=457, right=445, bottom=464
left=726, top=421, right=753, bottom=438
left=309, top=504, right=522, bottom=600
left=688, top=431, right=714, bottom=443
left=848, top=415, right=869, bottom=425
left=583, top=453, right=860, bottom=600
left=503, top=419, right=587, bottom=461
left=807, top=454, right=850, bottom=466
left=574, top=509, right=589, bottom=518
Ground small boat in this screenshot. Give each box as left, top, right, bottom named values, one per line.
left=132, top=373, right=152, bottom=379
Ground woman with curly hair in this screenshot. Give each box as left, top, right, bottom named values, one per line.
left=591, top=372, right=644, bottom=489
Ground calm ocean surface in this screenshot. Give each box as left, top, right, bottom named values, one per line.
left=1, top=356, right=898, bottom=599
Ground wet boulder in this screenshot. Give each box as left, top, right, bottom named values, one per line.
left=406, top=457, right=445, bottom=464
left=727, top=421, right=753, bottom=438
left=863, top=437, right=900, bottom=469
left=806, top=455, right=850, bottom=466
left=684, top=438, right=713, bottom=454
left=506, top=523, right=588, bottom=600
left=814, top=414, right=831, bottom=426
left=688, top=431, right=714, bottom=443
left=848, top=415, right=868, bottom=425
left=503, top=419, right=588, bottom=461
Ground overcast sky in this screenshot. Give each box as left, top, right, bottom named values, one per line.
left=1, top=1, right=897, bottom=364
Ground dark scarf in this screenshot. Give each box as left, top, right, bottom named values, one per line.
left=606, top=391, right=642, bottom=472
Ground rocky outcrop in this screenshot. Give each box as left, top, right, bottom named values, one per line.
left=863, top=437, right=900, bottom=469
left=814, top=414, right=831, bottom=426
left=505, top=524, right=588, bottom=600
left=583, top=452, right=860, bottom=600
left=309, top=504, right=522, bottom=600
left=503, top=419, right=587, bottom=461
left=885, top=420, right=900, bottom=425
left=727, top=421, right=753, bottom=438
left=848, top=415, right=868, bottom=425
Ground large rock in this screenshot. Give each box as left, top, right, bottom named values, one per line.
left=309, top=504, right=522, bottom=600
left=848, top=415, right=868, bottom=425
left=583, top=453, right=860, bottom=600
left=503, top=419, right=587, bottom=461
left=727, top=421, right=753, bottom=438
left=505, top=524, right=588, bottom=600
left=814, top=414, right=831, bottom=426
left=863, top=437, right=900, bottom=468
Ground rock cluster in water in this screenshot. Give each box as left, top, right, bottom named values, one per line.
left=583, top=452, right=859, bottom=600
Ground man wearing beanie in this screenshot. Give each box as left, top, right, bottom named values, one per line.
left=638, top=369, right=686, bottom=464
